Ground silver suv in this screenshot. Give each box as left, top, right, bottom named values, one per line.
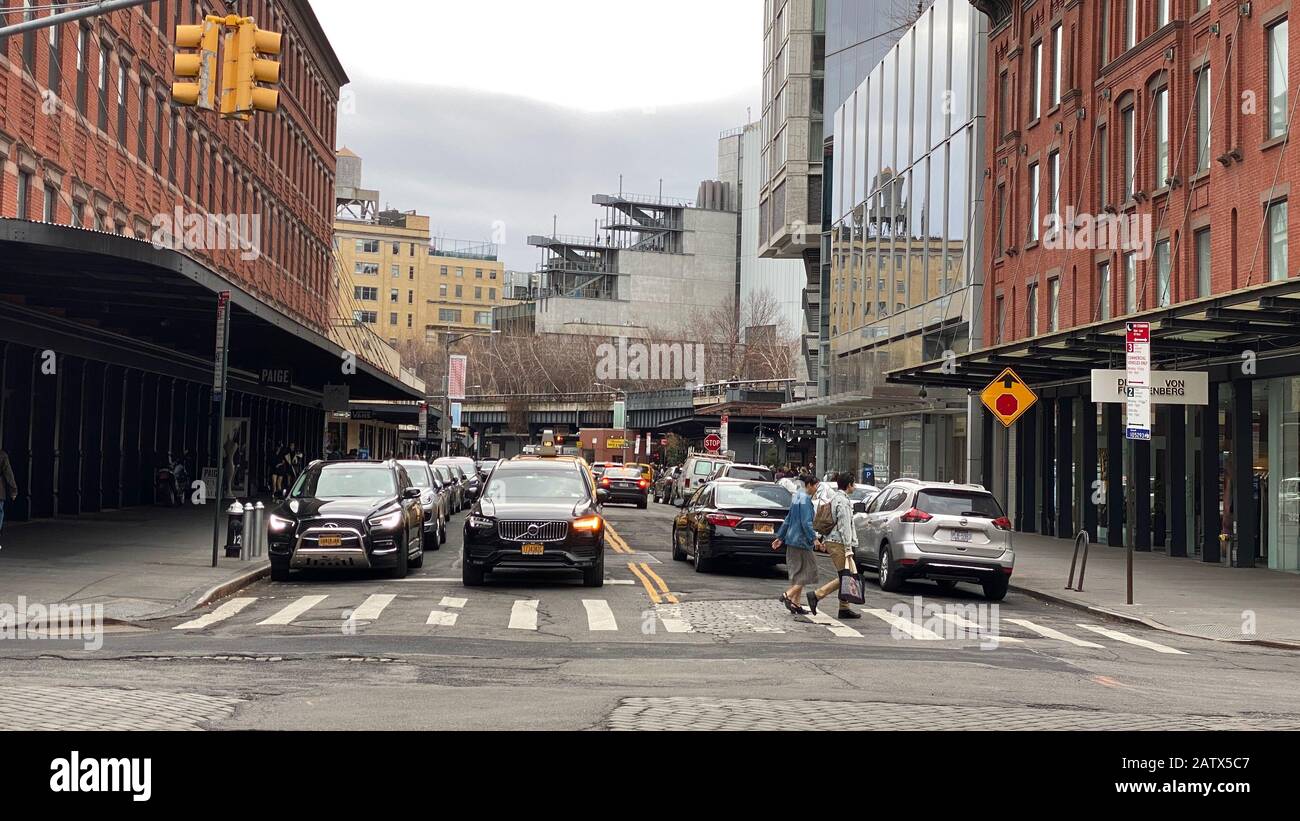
left=852, top=479, right=1014, bottom=600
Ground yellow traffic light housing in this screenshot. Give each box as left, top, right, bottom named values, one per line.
left=232, top=21, right=282, bottom=117
left=172, top=20, right=218, bottom=109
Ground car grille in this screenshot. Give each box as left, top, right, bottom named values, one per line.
left=498, top=520, right=568, bottom=542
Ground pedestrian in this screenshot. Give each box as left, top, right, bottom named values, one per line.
left=806, top=472, right=862, bottom=619
left=0, top=445, right=16, bottom=546
left=772, top=473, right=822, bottom=615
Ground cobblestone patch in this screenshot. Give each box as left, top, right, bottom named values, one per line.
left=607, top=697, right=1300, bottom=731
left=654, top=599, right=796, bottom=638
left=0, top=685, right=243, bottom=731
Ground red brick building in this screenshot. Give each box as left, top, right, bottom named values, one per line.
left=0, top=0, right=421, bottom=524
left=892, top=1, right=1300, bottom=574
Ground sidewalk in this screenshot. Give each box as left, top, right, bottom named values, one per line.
left=0, top=504, right=267, bottom=622
left=1010, top=532, right=1300, bottom=648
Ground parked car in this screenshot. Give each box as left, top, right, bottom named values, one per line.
left=462, top=453, right=606, bottom=587
left=672, top=454, right=731, bottom=506
left=596, top=465, right=650, bottom=508
left=435, top=457, right=482, bottom=505
left=852, top=479, right=1014, bottom=600
left=671, top=480, right=792, bottom=573
left=653, top=466, right=682, bottom=504
left=589, top=461, right=620, bottom=481
left=705, top=462, right=774, bottom=484
left=398, top=459, right=447, bottom=548
left=431, top=463, right=463, bottom=512
left=267, top=460, right=425, bottom=582
left=477, top=458, right=500, bottom=480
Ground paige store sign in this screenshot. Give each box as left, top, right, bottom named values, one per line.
left=1090, top=370, right=1209, bottom=405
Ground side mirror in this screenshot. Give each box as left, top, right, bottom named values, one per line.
left=403, top=487, right=422, bottom=500
left=853, top=501, right=867, bottom=514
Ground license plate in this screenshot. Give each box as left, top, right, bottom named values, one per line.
left=951, top=530, right=973, bottom=543
left=318, top=535, right=342, bottom=548
left=521, top=543, right=545, bottom=555
left=754, top=523, right=774, bottom=534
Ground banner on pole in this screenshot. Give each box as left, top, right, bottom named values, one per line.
left=448, top=355, right=468, bottom=401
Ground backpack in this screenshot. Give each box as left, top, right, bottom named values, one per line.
left=813, top=500, right=836, bottom=536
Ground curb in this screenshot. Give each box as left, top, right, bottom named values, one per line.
left=1010, top=582, right=1300, bottom=651
left=106, top=563, right=270, bottom=626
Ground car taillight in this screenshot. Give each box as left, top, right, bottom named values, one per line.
left=599, top=478, right=610, bottom=487
left=684, top=478, right=691, bottom=487
left=638, top=479, right=649, bottom=489
left=573, top=514, right=603, bottom=532
left=706, top=513, right=743, bottom=527
left=992, top=516, right=1012, bottom=531
left=900, top=508, right=932, bottom=523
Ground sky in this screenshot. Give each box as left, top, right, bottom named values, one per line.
left=309, top=0, right=763, bottom=271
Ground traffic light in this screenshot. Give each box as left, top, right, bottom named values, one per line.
left=233, top=21, right=282, bottom=117
left=172, top=19, right=219, bottom=109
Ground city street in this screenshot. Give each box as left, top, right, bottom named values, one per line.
left=2, top=501, right=1298, bottom=731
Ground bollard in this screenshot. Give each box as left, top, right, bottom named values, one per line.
left=225, top=502, right=245, bottom=559
left=241, top=503, right=255, bottom=561
left=1065, top=530, right=1092, bottom=592
left=253, top=502, right=266, bottom=558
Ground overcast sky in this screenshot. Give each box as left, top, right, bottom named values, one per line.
left=310, top=0, right=762, bottom=270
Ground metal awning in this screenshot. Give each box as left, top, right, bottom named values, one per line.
left=887, top=278, right=1300, bottom=390
left=770, top=384, right=954, bottom=420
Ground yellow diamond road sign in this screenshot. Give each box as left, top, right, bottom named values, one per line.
left=980, top=368, right=1038, bottom=428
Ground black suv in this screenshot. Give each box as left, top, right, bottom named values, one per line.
left=462, top=455, right=606, bottom=587
left=267, top=460, right=425, bottom=581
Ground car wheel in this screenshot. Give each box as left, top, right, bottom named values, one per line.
left=270, top=558, right=291, bottom=582
left=638, top=498, right=648, bottom=510
left=436, top=516, right=446, bottom=548
left=693, top=535, right=714, bottom=573
left=583, top=546, right=605, bottom=587
left=982, top=576, right=1009, bottom=601
left=935, top=580, right=958, bottom=594
left=410, top=537, right=425, bottom=569
left=671, top=526, right=687, bottom=561
left=388, top=535, right=410, bottom=579
left=878, top=543, right=903, bottom=592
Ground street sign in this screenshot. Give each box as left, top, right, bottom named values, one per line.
left=720, top=414, right=730, bottom=454
left=450, top=402, right=462, bottom=429
left=323, top=384, right=350, bottom=412
left=418, top=402, right=429, bottom=439
left=606, top=438, right=630, bottom=449
left=212, top=291, right=230, bottom=402
left=980, top=367, right=1038, bottom=428
left=703, top=433, right=722, bottom=453
left=1125, top=322, right=1151, bottom=441
left=1090, top=369, right=1208, bottom=405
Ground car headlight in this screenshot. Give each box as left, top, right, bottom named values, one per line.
left=468, top=514, right=495, bottom=529
left=367, top=510, right=403, bottom=530
left=268, top=514, right=294, bottom=533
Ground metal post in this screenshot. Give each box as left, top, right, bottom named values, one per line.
left=253, top=501, right=265, bottom=558
left=210, top=295, right=230, bottom=568
left=241, top=502, right=254, bottom=561
left=0, top=0, right=155, bottom=39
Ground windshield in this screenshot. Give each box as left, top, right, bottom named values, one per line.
left=398, top=463, right=431, bottom=488
left=715, top=483, right=792, bottom=509
left=916, top=490, right=1005, bottom=519
left=606, top=468, right=641, bottom=479
left=294, top=466, right=396, bottom=499
left=692, top=460, right=716, bottom=475
left=484, top=470, right=589, bottom=501
left=432, top=465, right=452, bottom=483
left=727, top=466, right=773, bottom=481
left=850, top=486, right=878, bottom=501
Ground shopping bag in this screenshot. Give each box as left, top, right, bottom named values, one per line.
left=838, top=568, right=866, bottom=604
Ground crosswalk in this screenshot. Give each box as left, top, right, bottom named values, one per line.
left=170, top=592, right=1192, bottom=655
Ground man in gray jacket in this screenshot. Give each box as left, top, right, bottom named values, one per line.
left=0, top=447, right=17, bottom=544
left=806, top=472, right=862, bottom=619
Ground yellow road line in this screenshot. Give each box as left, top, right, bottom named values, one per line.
left=605, top=524, right=632, bottom=554
left=626, top=562, right=661, bottom=604
left=639, top=563, right=678, bottom=605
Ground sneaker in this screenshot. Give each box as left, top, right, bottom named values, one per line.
left=806, top=592, right=819, bottom=616
left=837, top=608, right=861, bottom=620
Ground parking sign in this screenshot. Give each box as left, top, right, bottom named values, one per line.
left=1125, top=322, right=1151, bottom=441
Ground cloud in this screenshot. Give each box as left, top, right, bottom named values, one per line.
left=336, top=77, right=757, bottom=270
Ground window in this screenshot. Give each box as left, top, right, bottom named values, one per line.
left=391, top=242, right=400, bottom=254
left=1030, top=40, right=1043, bottom=120
left=474, top=287, right=482, bottom=300
left=995, top=295, right=1006, bottom=343
left=996, top=183, right=1007, bottom=253
left=1047, top=151, right=1060, bottom=238
left=354, top=286, right=377, bottom=301
left=1125, top=0, right=1138, bottom=50
left=475, top=311, right=492, bottom=325
left=1027, top=282, right=1039, bottom=336
left=1050, top=24, right=1063, bottom=107
left=1157, top=0, right=1170, bottom=27
left=1195, top=228, right=1211, bottom=297
left=389, top=312, right=398, bottom=326
left=356, top=239, right=379, bottom=254
left=1124, top=251, right=1137, bottom=313
left=21, top=1, right=35, bottom=72
left=116, top=60, right=128, bottom=141
left=1098, top=261, right=1112, bottom=321
left=48, top=23, right=61, bottom=94
left=1195, top=68, right=1212, bottom=172
left=1153, top=85, right=1169, bottom=187
left=1122, top=104, right=1136, bottom=200
left=97, top=44, right=109, bottom=130
left=407, top=314, right=413, bottom=328
left=407, top=290, right=414, bottom=305
left=1100, top=0, right=1111, bottom=65
left=389, top=288, right=399, bottom=302
left=43, top=184, right=57, bottom=222
left=455, top=284, right=463, bottom=297
left=408, top=266, right=415, bottom=280
left=354, top=262, right=379, bottom=276
left=440, top=265, right=448, bottom=275
left=1155, top=239, right=1171, bottom=307
left=1268, top=200, right=1289, bottom=281
left=390, top=264, right=400, bottom=278
left=489, top=288, right=496, bottom=301
left=1049, top=279, right=1060, bottom=331
left=475, top=268, right=483, bottom=279
left=1269, top=20, right=1290, bottom=139
left=490, top=269, right=497, bottom=280
left=1097, top=124, right=1109, bottom=207
left=71, top=199, right=84, bottom=228
left=455, top=267, right=464, bottom=277
left=439, top=283, right=448, bottom=297
left=16, top=172, right=31, bottom=220
left=76, top=27, right=88, bottom=114
left=353, top=310, right=377, bottom=324
left=438, top=309, right=463, bottom=323
left=1027, top=162, right=1041, bottom=242
left=998, top=69, right=1010, bottom=138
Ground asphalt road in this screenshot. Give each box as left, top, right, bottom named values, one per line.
left=3, top=499, right=1300, bottom=730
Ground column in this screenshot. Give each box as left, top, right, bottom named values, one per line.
left=1040, top=400, right=1055, bottom=536
left=1056, top=397, right=1074, bottom=537
left=1202, top=387, right=1221, bottom=562
left=1167, top=406, right=1187, bottom=556
left=1082, top=401, right=1099, bottom=541
left=1233, top=382, right=1256, bottom=567
left=1134, top=438, right=1151, bottom=551
left=1106, top=403, right=1124, bottom=546
left=1021, top=407, right=1038, bottom=533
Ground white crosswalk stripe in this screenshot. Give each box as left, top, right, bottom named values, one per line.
left=509, top=600, right=539, bottom=631
left=174, top=598, right=257, bottom=630
left=1075, top=624, right=1189, bottom=655
left=426, top=610, right=458, bottom=627
left=807, top=611, right=863, bottom=638
left=439, top=597, right=468, bottom=609
left=862, top=608, right=944, bottom=640
left=934, top=612, right=1024, bottom=643
left=258, top=595, right=328, bottom=626
left=582, top=599, right=618, bottom=631
left=348, top=594, right=395, bottom=624
left=1003, top=618, right=1105, bottom=648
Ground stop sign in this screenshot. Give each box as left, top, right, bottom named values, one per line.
left=703, top=433, right=722, bottom=453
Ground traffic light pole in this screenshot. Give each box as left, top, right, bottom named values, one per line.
left=0, top=0, right=157, bottom=38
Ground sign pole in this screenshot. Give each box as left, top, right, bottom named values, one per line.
left=210, top=292, right=231, bottom=568
left=1123, top=321, right=1152, bottom=607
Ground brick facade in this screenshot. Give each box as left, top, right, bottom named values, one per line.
left=0, top=0, right=346, bottom=332
left=980, top=0, right=1297, bottom=346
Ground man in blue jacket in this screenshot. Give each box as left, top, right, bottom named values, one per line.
left=772, top=473, right=822, bottom=615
